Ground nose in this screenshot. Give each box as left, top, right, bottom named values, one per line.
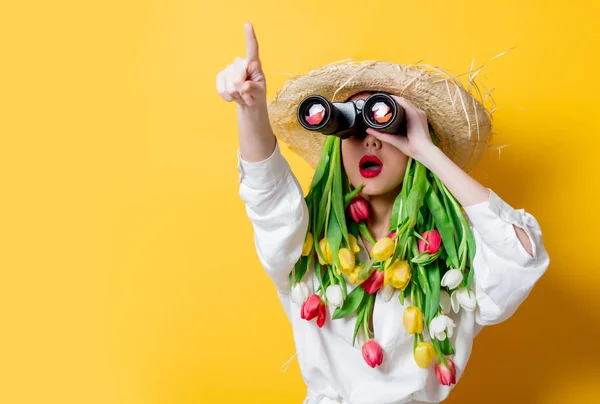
left=362, top=133, right=382, bottom=150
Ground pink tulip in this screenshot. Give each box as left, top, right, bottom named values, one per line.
left=300, top=294, right=327, bottom=328
left=388, top=231, right=396, bottom=239
left=360, top=269, right=384, bottom=295
left=418, top=230, right=442, bottom=254
left=362, top=339, right=384, bottom=368
left=435, top=359, right=457, bottom=386
left=348, top=195, right=370, bottom=223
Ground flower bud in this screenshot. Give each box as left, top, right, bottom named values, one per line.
left=302, top=232, right=313, bottom=256
left=435, top=359, right=457, bottom=386
left=300, top=294, right=327, bottom=328
left=418, top=230, right=442, bottom=254
left=318, top=238, right=332, bottom=265
left=338, top=248, right=355, bottom=274
left=440, top=269, right=463, bottom=290
left=325, top=284, right=344, bottom=308
left=451, top=287, right=477, bottom=313
left=371, top=237, right=395, bottom=262
left=360, top=269, right=384, bottom=294
left=362, top=339, right=384, bottom=368
left=348, top=234, right=361, bottom=254
left=414, top=341, right=436, bottom=368
left=348, top=265, right=366, bottom=285
left=403, top=305, right=424, bottom=334
left=429, top=315, right=456, bottom=341
left=384, top=260, right=411, bottom=290
left=291, top=281, right=310, bottom=305
left=348, top=195, right=370, bottom=223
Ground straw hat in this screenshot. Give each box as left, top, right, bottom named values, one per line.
left=267, top=59, right=494, bottom=173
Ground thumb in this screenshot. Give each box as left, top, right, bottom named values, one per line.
left=241, top=80, right=265, bottom=95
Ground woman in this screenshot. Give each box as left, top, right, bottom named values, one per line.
left=216, top=22, right=549, bottom=404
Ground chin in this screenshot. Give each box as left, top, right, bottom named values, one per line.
left=353, top=176, right=399, bottom=197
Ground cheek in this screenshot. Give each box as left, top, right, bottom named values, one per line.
left=382, top=150, right=408, bottom=186
left=341, top=142, right=355, bottom=170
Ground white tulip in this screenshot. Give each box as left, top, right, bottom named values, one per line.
left=381, top=284, right=395, bottom=302
left=440, top=269, right=463, bottom=290
left=291, top=281, right=310, bottom=305
left=326, top=284, right=344, bottom=308
left=439, top=290, right=451, bottom=314
left=451, top=287, right=477, bottom=313
left=429, top=315, right=456, bottom=341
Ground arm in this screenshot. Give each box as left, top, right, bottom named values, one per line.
left=217, top=23, right=309, bottom=292
left=417, top=145, right=534, bottom=257
left=238, top=138, right=310, bottom=293
left=462, top=188, right=550, bottom=325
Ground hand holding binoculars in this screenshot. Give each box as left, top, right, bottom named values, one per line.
left=297, top=92, right=407, bottom=139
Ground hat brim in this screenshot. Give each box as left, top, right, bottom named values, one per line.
left=267, top=60, right=493, bottom=173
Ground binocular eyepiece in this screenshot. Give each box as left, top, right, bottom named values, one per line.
left=297, top=92, right=406, bottom=139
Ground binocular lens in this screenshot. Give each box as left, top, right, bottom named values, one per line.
left=305, top=103, right=326, bottom=126
left=371, top=101, right=393, bottom=124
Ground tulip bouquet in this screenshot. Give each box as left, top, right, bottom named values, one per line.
left=290, top=134, right=477, bottom=384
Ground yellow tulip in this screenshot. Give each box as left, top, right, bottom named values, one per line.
left=302, top=232, right=313, bottom=256
left=348, top=265, right=366, bottom=284
left=348, top=234, right=361, bottom=254
left=414, top=341, right=436, bottom=368
left=338, top=248, right=355, bottom=274
left=384, top=260, right=411, bottom=290
left=318, top=238, right=332, bottom=265
left=371, top=237, right=395, bottom=262
left=403, top=305, right=424, bottom=334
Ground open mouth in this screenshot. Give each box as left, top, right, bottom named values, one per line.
left=359, top=155, right=383, bottom=178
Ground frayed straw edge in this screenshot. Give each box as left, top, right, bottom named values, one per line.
left=280, top=351, right=297, bottom=372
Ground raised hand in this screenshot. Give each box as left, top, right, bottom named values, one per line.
left=216, top=22, right=266, bottom=107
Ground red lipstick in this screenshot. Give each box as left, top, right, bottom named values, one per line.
left=359, top=155, right=383, bottom=178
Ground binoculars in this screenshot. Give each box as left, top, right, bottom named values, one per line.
left=297, top=92, right=406, bottom=139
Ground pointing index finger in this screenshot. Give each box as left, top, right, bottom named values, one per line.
left=244, top=22, right=260, bottom=61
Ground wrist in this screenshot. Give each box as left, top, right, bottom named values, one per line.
left=415, top=143, right=442, bottom=169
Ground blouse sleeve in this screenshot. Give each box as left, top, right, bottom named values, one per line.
left=462, top=188, right=550, bottom=326
left=237, top=138, right=310, bottom=294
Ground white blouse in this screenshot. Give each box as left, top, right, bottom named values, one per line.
left=237, top=140, right=550, bottom=404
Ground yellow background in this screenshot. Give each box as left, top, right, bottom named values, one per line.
left=1, top=0, right=598, bottom=403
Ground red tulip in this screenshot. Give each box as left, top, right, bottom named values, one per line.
left=362, top=339, right=384, bottom=368
left=300, top=294, right=327, bottom=328
left=348, top=195, right=370, bottom=223
left=360, top=269, right=384, bottom=295
left=418, top=230, right=442, bottom=254
left=387, top=231, right=396, bottom=239
left=435, top=359, right=457, bottom=386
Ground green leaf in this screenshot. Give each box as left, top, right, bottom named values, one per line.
left=358, top=222, right=376, bottom=245
left=425, top=260, right=441, bottom=324
left=344, top=183, right=365, bottom=207
left=352, top=303, right=366, bottom=346
left=434, top=178, right=477, bottom=288
left=425, top=186, right=460, bottom=269
left=315, top=160, right=335, bottom=240
left=294, top=255, right=309, bottom=284
left=390, top=190, right=403, bottom=231
left=332, top=285, right=365, bottom=319
left=326, top=209, right=343, bottom=268
left=440, top=336, right=455, bottom=355
left=309, top=136, right=334, bottom=189
left=331, top=139, right=349, bottom=247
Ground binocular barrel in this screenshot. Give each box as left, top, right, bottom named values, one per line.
left=297, top=93, right=406, bottom=138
